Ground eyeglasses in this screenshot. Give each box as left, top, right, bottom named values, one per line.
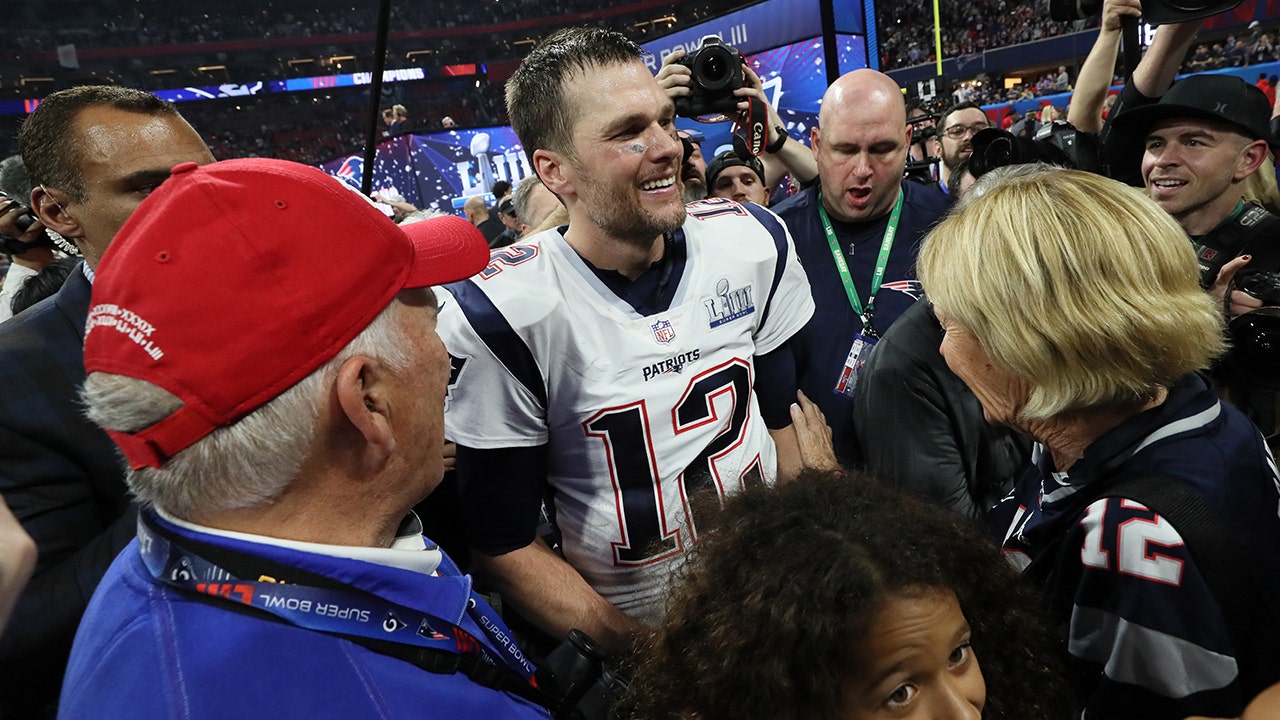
left=942, top=123, right=990, bottom=139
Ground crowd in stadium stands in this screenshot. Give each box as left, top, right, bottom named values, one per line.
left=6, top=0, right=740, bottom=53
left=7, top=5, right=1280, bottom=719
left=880, top=0, right=1087, bottom=70
left=882, top=2, right=1278, bottom=74
left=150, top=74, right=511, bottom=167
left=1182, top=24, right=1279, bottom=72
left=960, top=22, right=1280, bottom=109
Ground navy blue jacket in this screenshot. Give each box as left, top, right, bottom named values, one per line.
left=0, top=266, right=134, bottom=713
left=773, top=180, right=950, bottom=465
left=989, top=373, right=1280, bottom=719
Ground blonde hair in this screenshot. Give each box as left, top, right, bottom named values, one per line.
left=918, top=167, right=1225, bottom=421
left=1243, top=152, right=1280, bottom=215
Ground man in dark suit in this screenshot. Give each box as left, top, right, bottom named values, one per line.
left=0, top=85, right=214, bottom=715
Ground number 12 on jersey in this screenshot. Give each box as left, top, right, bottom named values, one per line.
left=583, top=359, right=765, bottom=567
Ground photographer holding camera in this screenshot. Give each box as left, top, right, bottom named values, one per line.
left=656, top=42, right=817, bottom=194
left=935, top=101, right=991, bottom=195
left=0, top=156, right=57, bottom=323
left=1097, top=14, right=1280, bottom=442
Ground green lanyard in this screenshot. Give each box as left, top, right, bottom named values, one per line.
left=817, top=187, right=904, bottom=319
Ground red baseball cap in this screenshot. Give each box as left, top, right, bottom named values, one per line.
left=84, top=158, right=489, bottom=470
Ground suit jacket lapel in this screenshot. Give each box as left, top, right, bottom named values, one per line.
left=53, top=262, right=92, bottom=341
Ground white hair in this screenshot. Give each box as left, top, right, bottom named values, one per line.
left=83, top=300, right=411, bottom=519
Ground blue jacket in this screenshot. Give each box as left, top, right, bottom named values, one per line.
left=58, top=513, right=553, bottom=720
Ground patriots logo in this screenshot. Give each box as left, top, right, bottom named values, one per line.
left=334, top=155, right=364, bottom=189
left=880, top=280, right=925, bottom=301
left=418, top=617, right=447, bottom=640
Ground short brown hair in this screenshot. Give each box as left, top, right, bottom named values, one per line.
left=505, top=26, right=643, bottom=160
left=19, top=85, right=180, bottom=201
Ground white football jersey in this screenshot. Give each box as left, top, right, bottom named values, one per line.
left=439, top=198, right=814, bottom=622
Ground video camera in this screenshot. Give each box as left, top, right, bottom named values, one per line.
left=904, top=109, right=943, bottom=185
left=674, top=36, right=745, bottom=120
left=903, top=76, right=949, bottom=184
left=1222, top=270, right=1280, bottom=393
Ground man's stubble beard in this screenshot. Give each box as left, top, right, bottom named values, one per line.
left=581, top=182, right=687, bottom=250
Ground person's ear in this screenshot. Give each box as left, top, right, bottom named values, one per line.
left=534, top=148, right=573, bottom=199
left=30, top=185, right=83, bottom=240
left=334, top=356, right=396, bottom=465
left=1236, top=140, right=1270, bottom=181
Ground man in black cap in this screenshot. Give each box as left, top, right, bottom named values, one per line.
left=1112, top=72, right=1280, bottom=441
left=493, top=195, right=522, bottom=248
left=1112, top=74, right=1275, bottom=257
left=705, top=150, right=770, bottom=206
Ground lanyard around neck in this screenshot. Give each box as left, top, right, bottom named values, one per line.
left=817, top=187, right=904, bottom=318
left=136, top=512, right=538, bottom=683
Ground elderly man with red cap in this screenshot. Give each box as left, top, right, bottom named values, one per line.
left=56, top=158, right=553, bottom=720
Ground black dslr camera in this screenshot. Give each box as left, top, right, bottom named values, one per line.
left=1222, top=270, right=1280, bottom=393
left=968, top=120, right=1102, bottom=178
left=538, top=629, right=629, bottom=720
left=674, top=36, right=744, bottom=119
left=1237, top=271, right=1280, bottom=307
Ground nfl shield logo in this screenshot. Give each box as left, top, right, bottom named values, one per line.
left=651, top=319, right=676, bottom=345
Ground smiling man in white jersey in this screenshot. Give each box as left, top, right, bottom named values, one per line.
left=438, top=26, right=815, bottom=655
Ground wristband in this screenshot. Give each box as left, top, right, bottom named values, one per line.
left=766, top=125, right=788, bottom=154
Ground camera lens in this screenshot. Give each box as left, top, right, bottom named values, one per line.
left=695, top=47, right=735, bottom=90
left=969, top=135, right=1013, bottom=177
left=703, top=56, right=726, bottom=82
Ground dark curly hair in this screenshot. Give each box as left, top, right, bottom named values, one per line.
left=624, top=470, right=1074, bottom=720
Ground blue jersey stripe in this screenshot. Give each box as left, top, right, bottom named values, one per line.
left=445, top=279, right=548, bottom=408
left=743, top=202, right=790, bottom=330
